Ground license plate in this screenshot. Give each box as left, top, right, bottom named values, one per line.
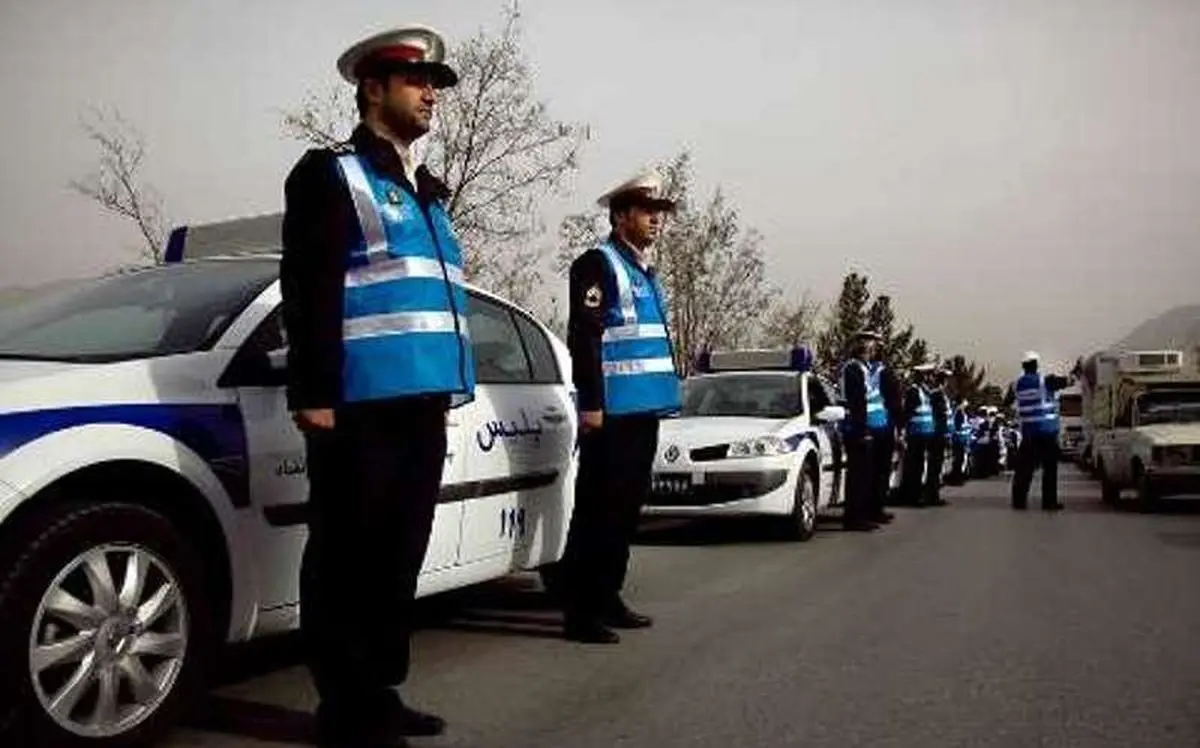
left=652, top=475, right=691, bottom=494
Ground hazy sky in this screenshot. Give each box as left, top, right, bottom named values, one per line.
left=1, top=0, right=1198, bottom=378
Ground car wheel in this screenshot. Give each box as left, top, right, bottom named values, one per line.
left=0, top=501, right=214, bottom=748
left=1134, top=466, right=1158, bottom=513
left=785, top=465, right=818, bottom=542
left=1098, top=461, right=1120, bottom=506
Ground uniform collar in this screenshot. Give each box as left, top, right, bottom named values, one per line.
left=351, top=123, right=414, bottom=191
left=609, top=233, right=651, bottom=273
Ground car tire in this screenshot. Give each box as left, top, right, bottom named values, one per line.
left=784, top=464, right=819, bottom=542
left=1099, top=462, right=1120, bottom=506
left=1134, top=465, right=1158, bottom=514
left=0, top=501, right=215, bottom=748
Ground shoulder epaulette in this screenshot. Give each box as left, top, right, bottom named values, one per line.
left=330, top=140, right=356, bottom=155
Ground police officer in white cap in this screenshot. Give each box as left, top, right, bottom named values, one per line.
left=839, top=329, right=887, bottom=530
left=559, top=170, right=682, bottom=643
left=899, top=361, right=937, bottom=506
left=1003, top=351, right=1071, bottom=511
left=280, top=24, right=468, bottom=747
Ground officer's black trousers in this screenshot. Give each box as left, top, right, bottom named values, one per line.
left=842, top=434, right=874, bottom=524
left=562, top=414, right=659, bottom=621
left=299, top=398, right=447, bottom=717
left=1012, top=432, right=1060, bottom=508
left=899, top=435, right=928, bottom=505
left=870, top=428, right=895, bottom=516
left=925, top=437, right=947, bottom=502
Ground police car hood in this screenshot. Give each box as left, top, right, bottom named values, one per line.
left=0, top=353, right=231, bottom=413
left=1136, top=423, right=1200, bottom=446
left=659, top=416, right=790, bottom=448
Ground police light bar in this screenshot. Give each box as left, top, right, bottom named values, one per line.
left=695, top=346, right=814, bottom=374
left=164, top=212, right=284, bottom=264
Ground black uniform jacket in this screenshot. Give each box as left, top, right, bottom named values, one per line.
left=279, top=124, right=453, bottom=411
left=566, top=237, right=676, bottom=414
left=930, top=388, right=951, bottom=435
left=841, top=358, right=869, bottom=434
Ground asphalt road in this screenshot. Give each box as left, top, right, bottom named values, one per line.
left=166, top=469, right=1200, bottom=748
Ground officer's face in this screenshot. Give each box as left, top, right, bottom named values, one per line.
left=373, top=72, right=437, bottom=139
left=615, top=204, right=664, bottom=248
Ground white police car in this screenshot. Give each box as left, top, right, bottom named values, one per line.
left=0, top=214, right=578, bottom=747
left=644, top=348, right=846, bottom=540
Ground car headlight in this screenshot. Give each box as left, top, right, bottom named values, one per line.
left=726, top=436, right=796, bottom=459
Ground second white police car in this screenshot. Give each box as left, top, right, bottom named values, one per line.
left=0, top=214, right=578, bottom=748
left=644, top=348, right=848, bottom=540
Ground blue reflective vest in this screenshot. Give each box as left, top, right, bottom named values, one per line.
left=840, top=359, right=888, bottom=432
left=936, top=390, right=955, bottom=436
left=1014, top=372, right=1059, bottom=435
left=596, top=241, right=681, bottom=416
left=907, top=385, right=935, bottom=436
left=335, top=152, right=476, bottom=402
left=868, top=361, right=892, bottom=432
left=955, top=408, right=973, bottom=445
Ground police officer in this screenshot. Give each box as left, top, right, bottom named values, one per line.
left=926, top=367, right=953, bottom=506
left=561, top=171, right=681, bottom=644
left=899, top=362, right=936, bottom=506
left=948, top=399, right=971, bottom=485
left=869, top=350, right=901, bottom=522
left=1004, top=351, right=1070, bottom=510
left=280, top=25, right=471, bottom=748
left=839, top=329, right=886, bottom=530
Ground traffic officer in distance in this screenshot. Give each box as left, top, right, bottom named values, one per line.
left=925, top=367, right=953, bottom=506
left=279, top=25, right=472, bottom=748
left=899, top=362, right=936, bottom=506
left=948, top=399, right=972, bottom=485
left=868, top=349, right=901, bottom=522
left=839, top=329, right=886, bottom=530
left=1003, top=351, right=1070, bottom=510
left=561, top=171, right=681, bottom=644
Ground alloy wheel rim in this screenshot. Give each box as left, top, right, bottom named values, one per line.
left=28, top=543, right=189, bottom=738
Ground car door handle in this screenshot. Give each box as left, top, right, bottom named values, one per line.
left=542, top=408, right=567, bottom=424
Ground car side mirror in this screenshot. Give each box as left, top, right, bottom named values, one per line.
left=816, top=405, right=846, bottom=423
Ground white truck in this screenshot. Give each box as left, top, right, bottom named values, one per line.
left=1056, top=384, right=1084, bottom=461
left=1089, top=350, right=1200, bottom=509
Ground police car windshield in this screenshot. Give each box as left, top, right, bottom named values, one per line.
left=1138, top=391, right=1200, bottom=425
left=0, top=261, right=278, bottom=363
left=682, top=373, right=802, bottom=419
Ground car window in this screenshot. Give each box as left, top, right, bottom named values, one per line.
left=682, top=373, right=801, bottom=418
left=0, top=260, right=278, bottom=363
left=466, top=295, right=533, bottom=384
left=513, top=312, right=561, bottom=384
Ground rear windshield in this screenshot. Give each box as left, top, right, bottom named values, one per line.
left=1058, top=394, right=1082, bottom=417
left=0, top=261, right=278, bottom=363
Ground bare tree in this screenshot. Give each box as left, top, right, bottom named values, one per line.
left=280, top=1, right=585, bottom=308
left=70, top=106, right=167, bottom=263
left=760, top=291, right=821, bottom=348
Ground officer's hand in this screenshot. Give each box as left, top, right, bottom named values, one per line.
left=294, top=408, right=335, bottom=431
left=580, top=410, right=603, bottom=432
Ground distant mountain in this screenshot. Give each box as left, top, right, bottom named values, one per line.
left=1115, top=304, right=1200, bottom=352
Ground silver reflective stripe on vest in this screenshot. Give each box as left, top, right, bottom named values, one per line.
left=337, top=154, right=388, bottom=259
left=602, top=323, right=668, bottom=342
left=344, top=311, right=469, bottom=341
left=599, top=242, right=637, bottom=325
left=345, top=256, right=465, bottom=288
left=602, top=356, right=677, bottom=376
